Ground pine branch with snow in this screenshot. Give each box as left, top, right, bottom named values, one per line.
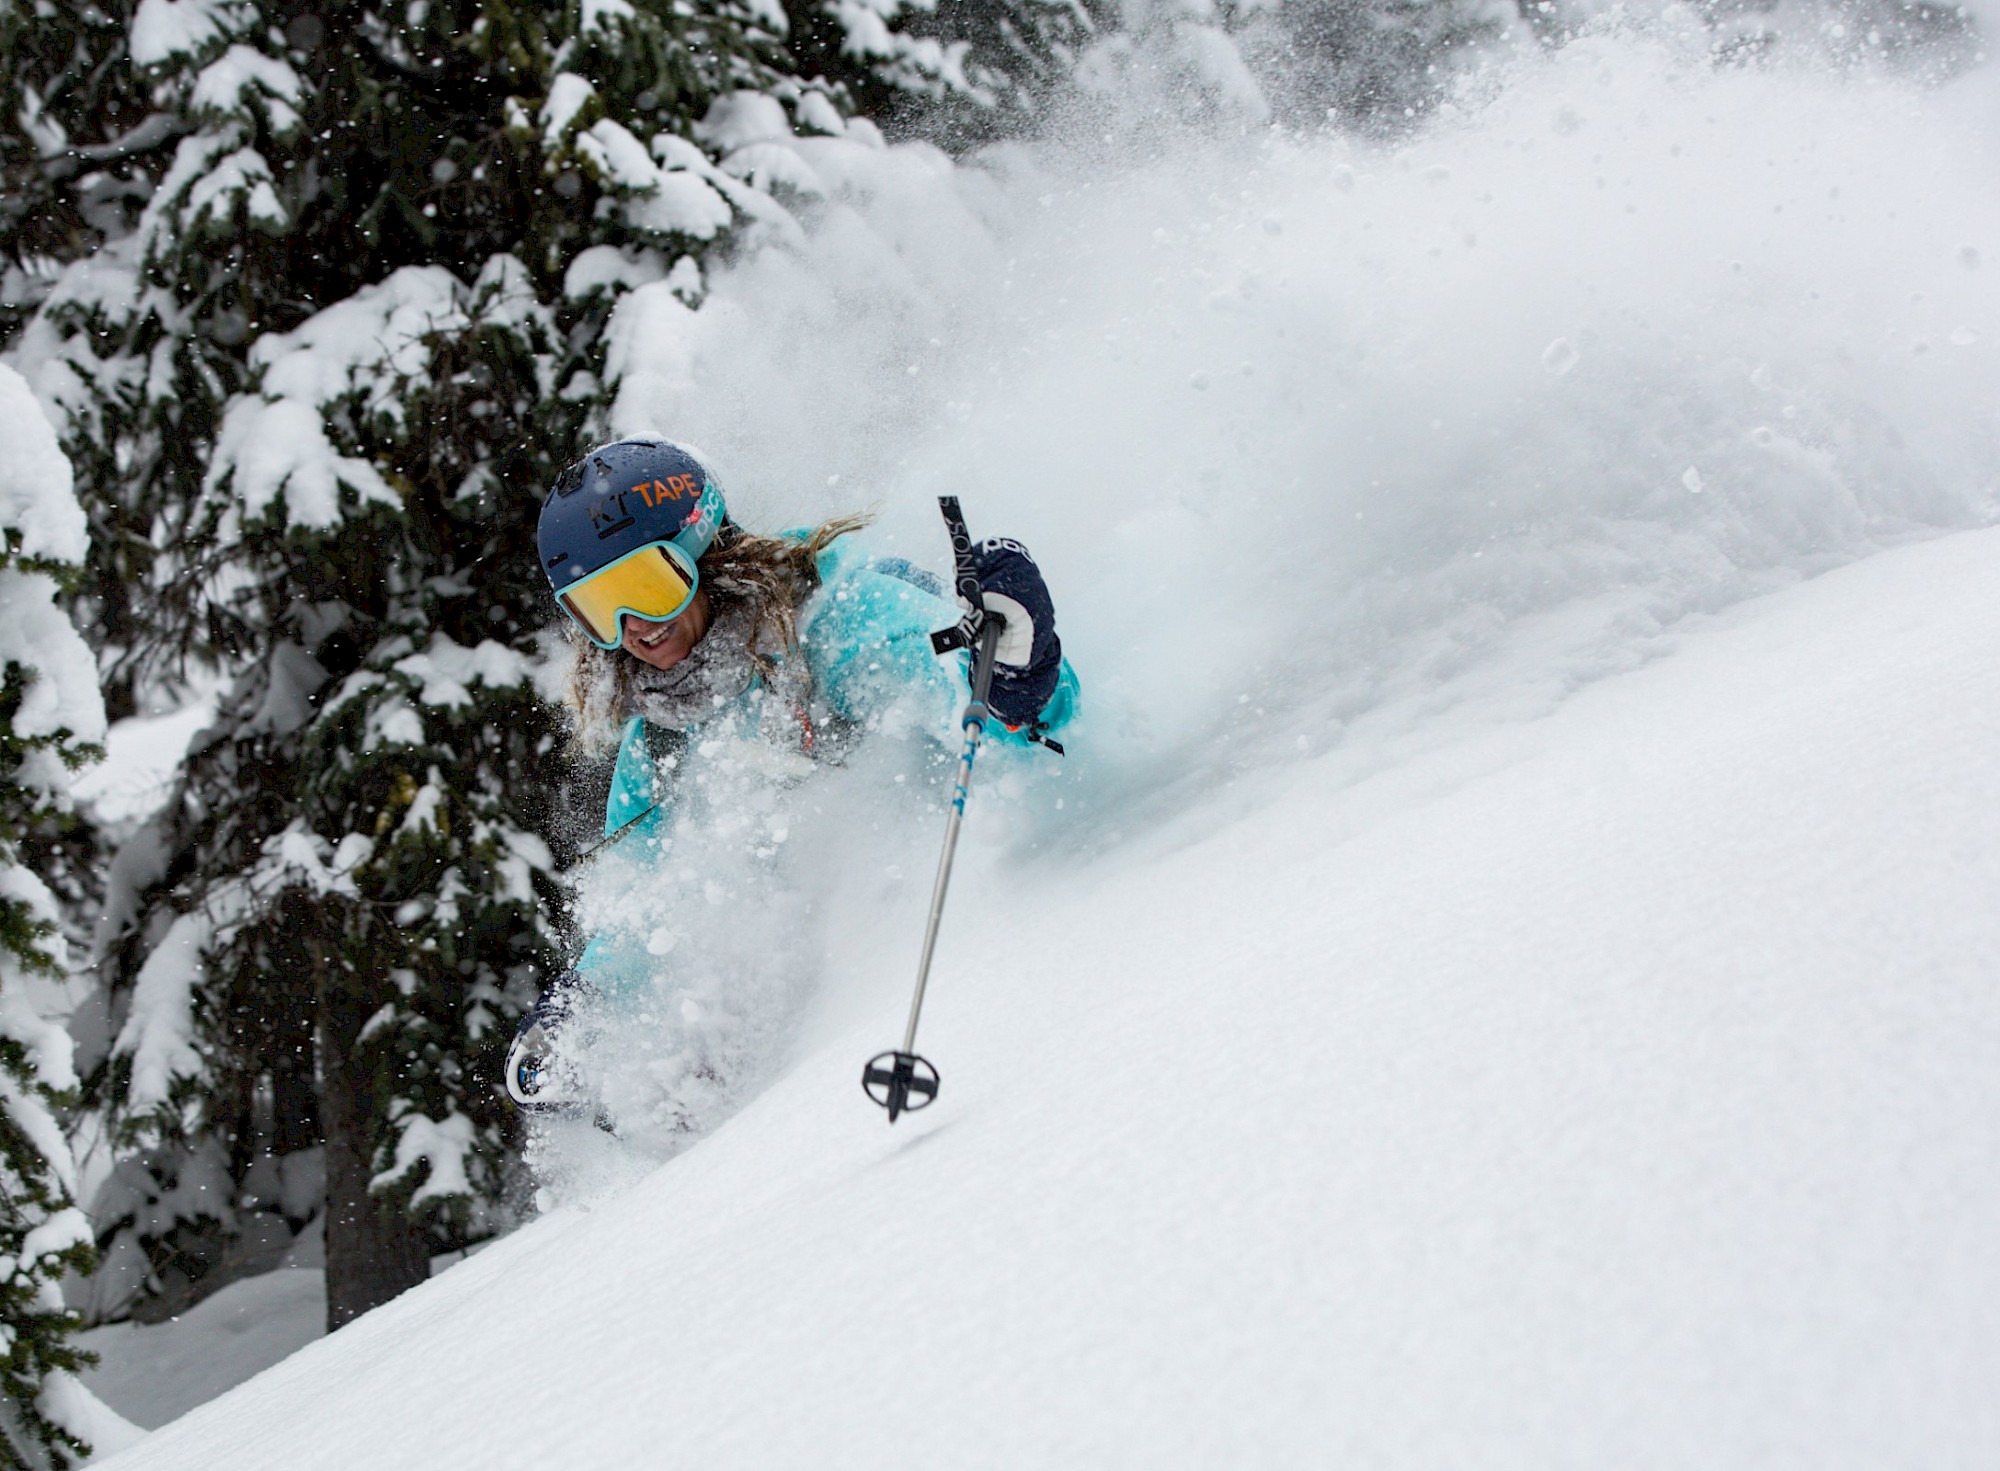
left=0, top=367, right=121, bottom=1469
left=780, top=0, right=1114, bottom=145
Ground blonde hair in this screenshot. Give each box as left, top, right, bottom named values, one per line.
left=562, top=511, right=874, bottom=751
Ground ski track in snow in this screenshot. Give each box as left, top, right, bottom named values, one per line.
left=94, top=26, right=2000, bottom=1467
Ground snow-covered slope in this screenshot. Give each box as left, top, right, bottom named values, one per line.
left=99, top=520, right=2000, bottom=1468
left=78, top=1269, right=323, bottom=1432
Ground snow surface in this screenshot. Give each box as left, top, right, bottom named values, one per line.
left=127, top=0, right=248, bottom=68
left=189, top=45, right=304, bottom=136
left=206, top=267, right=456, bottom=529
left=91, top=513, right=2000, bottom=1470
left=71, top=701, right=218, bottom=830
left=114, top=911, right=215, bottom=1114
left=0, top=364, right=88, bottom=564
left=78, top=1269, right=324, bottom=1433
left=541, top=73, right=597, bottom=145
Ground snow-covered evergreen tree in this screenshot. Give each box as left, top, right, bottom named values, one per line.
left=784, top=0, right=1113, bottom=144
left=0, top=367, right=113, bottom=1468
left=0, top=0, right=224, bottom=726
left=2, top=0, right=897, bottom=1329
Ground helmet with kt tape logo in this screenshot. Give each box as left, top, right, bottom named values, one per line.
left=538, top=438, right=727, bottom=647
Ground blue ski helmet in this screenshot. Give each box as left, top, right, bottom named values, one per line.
left=537, top=437, right=727, bottom=596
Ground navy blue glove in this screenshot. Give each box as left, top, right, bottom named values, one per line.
left=960, top=537, right=1061, bottom=728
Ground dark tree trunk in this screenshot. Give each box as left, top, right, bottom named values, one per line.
left=272, top=1059, right=320, bottom=1157
left=317, top=946, right=428, bottom=1331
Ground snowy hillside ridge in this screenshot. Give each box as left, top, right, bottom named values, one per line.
left=90, top=521, right=2000, bottom=1470
left=0, top=366, right=138, bottom=1463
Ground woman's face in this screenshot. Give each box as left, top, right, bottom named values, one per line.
left=619, top=587, right=712, bottom=672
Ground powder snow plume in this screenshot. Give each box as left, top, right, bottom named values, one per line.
left=623, top=17, right=2000, bottom=805
left=536, top=12, right=2000, bottom=1175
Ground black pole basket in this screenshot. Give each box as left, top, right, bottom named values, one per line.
left=862, top=1051, right=940, bottom=1123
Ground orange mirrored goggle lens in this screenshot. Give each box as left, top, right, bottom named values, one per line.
left=558, top=544, right=697, bottom=648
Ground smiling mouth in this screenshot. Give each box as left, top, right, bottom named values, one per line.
left=635, top=620, right=676, bottom=648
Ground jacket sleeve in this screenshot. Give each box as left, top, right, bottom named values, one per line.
left=801, top=542, right=1079, bottom=751
left=573, top=717, right=673, bottom=1006
left=604, top=716, right=666, bottom=838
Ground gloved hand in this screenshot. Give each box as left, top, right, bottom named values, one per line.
left=504, top=973, right=587, bottom=1113
left=959, top=537, right=1062, bottom=728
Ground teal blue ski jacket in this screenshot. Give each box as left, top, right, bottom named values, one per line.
left=577, top=534, right=1079, bottom=997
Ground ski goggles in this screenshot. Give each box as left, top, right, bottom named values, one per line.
left=555, top=538, right=701, bottom=649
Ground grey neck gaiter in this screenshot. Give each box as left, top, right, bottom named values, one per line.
left=621, top=596, right=765, bottom=730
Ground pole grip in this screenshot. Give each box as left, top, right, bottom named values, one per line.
left=930, top=495, right=1006, bottom=657
left=938, top=496, right=985, bottom=613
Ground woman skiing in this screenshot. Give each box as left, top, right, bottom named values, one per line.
left=505, top=436, right=1078, bottom=1118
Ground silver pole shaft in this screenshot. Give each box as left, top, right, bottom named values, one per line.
left=901, top=620, right=1003, bottom=1054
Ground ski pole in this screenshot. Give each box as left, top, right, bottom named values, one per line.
left=862, top=498, right=1004, bottom=1122
left=902, top=617, right=1002, bottom=1047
